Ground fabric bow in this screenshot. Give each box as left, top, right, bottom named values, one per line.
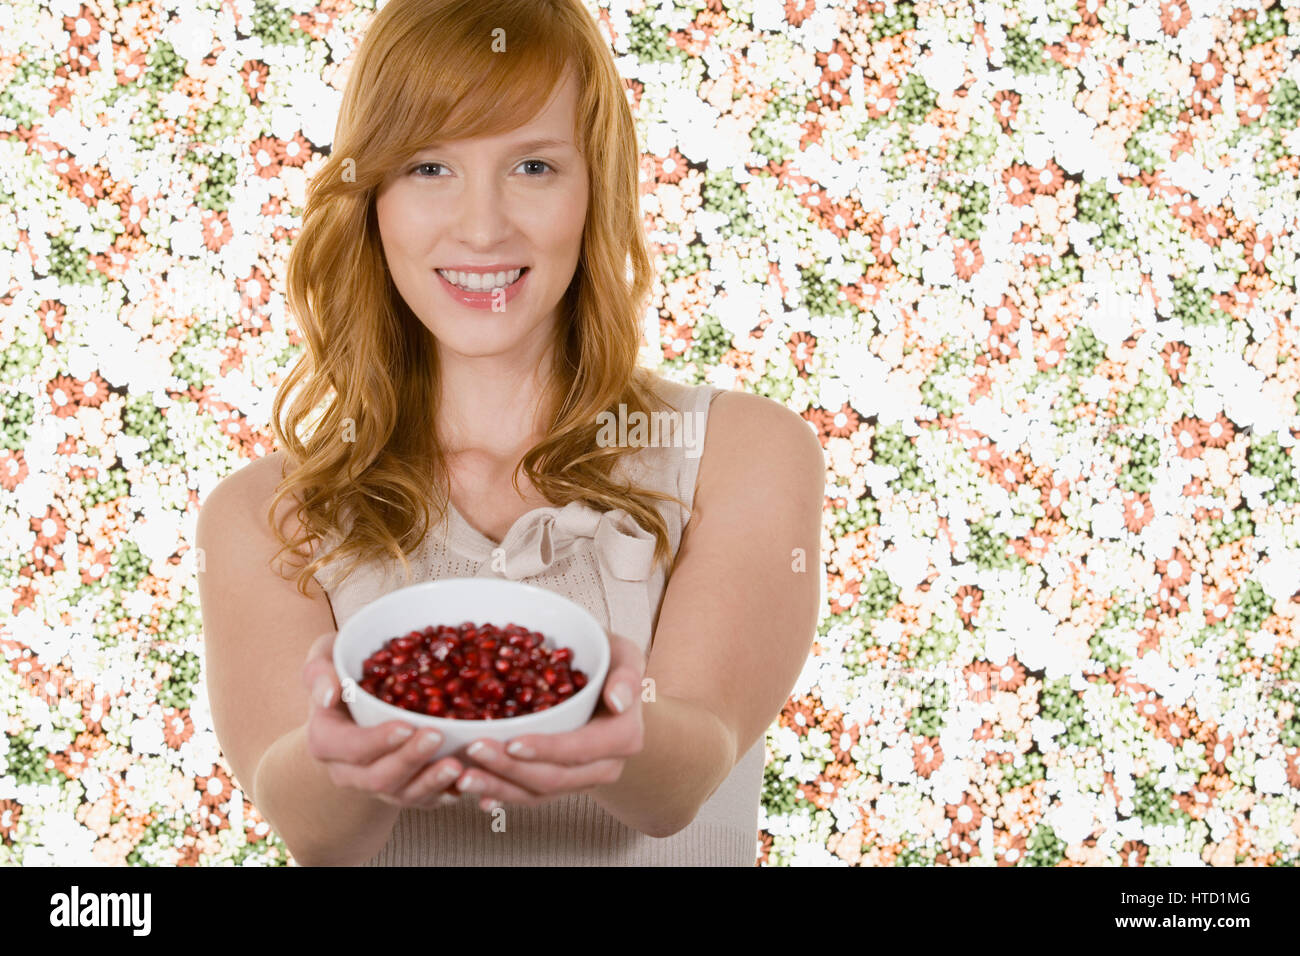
left=473, top=500, right=657, bottom=650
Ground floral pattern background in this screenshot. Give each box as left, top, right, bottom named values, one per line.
left=1, top=0, right=1299, bottom=866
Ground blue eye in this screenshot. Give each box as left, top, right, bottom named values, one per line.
left=410, top=160, right=554, bottom=178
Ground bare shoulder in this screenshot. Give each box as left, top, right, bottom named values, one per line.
left=699, top=390, right=825, bottom=494
left=200, top=450, right=300, bottom=545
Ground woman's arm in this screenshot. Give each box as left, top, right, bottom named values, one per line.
left=586, top=693, right=735, bottom=837
left=591, top=391, right=826, bottom=835
left=198, top=452, right=403, bottom=866
left=255, top=724, right=403, bottom=866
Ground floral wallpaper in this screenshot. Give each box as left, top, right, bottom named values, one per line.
left=2, top=0, right=1299, bottom=866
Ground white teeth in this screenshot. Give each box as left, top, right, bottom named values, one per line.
left=437, top=268, right=524, bottom=291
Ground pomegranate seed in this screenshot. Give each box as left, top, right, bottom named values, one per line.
left=360, top=621, right=587, bottom=719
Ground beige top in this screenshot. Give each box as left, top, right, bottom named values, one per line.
left=311, top=374, right=764, bottom=865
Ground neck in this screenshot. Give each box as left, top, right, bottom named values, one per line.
left=434, top=343, right=563, bottom=460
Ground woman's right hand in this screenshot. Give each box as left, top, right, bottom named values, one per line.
left=300, top=630, right=467, bottom=809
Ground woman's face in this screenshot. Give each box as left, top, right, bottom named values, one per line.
left=375, top=70, right=589, bottom=363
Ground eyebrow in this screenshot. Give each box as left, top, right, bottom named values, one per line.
left=415, top=137, right=574, bottom=153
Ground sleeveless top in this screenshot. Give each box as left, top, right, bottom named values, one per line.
left=310, top=373, right=765, bottom=865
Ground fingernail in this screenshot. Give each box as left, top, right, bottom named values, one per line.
left=388, top=726, right=414, bottom=746
left=506, top=741, right=533, bottom=758
left=458, top=774, right=484, bottom=793
left=466, top=740, right=488, bottom=759
left=437, top=792, right=460, bottom=806
left=314, top=677, right=335, bottom=709
left=419, top=732, right=443, bottom=754
left=610, top=685, right=630, bottom=714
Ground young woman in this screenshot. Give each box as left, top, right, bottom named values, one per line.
left=198, top=0, right=824, bottom=866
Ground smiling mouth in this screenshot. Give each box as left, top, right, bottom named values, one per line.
left=436, top=267, right=529, bottom=292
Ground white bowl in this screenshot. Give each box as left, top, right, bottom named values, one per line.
left=333, top=577, right=610, bottom=762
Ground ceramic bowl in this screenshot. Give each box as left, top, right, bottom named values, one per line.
left=333, top=577, right=610, bottom=762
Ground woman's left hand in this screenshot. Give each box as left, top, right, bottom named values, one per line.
left=447, top=630, right=647, bottom=811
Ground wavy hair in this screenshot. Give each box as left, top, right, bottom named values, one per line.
left=267, top=0, right=691, bottom=597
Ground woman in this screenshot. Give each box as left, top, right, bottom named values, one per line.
left=198, top=0, right=824, bottom=866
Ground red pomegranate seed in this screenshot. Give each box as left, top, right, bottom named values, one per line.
left=360, top=621, right=587, bottom=719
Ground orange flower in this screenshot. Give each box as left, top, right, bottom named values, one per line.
left=0, top=799, right=22, bottom=844
left=988, top=658, right=1026, bottom=693
left=0, top=450, right=28, bottom=491
left=787, top=331, right=817, bottom=376
left=954, top=584, right=983, bottom=629
left=991, top=89, right=1020, bottom=132
left=946, top=793, right=983, bottom=835
left=953, top=238, right=984, bottom=281
left=196, top=766, right=237, bottom=811
left=1203, top=728, right=1234, bottom=774
left=1160, top=341, right=1192, bottom=385
left=913, top=736, right=944, bottom=777
left=1285, top=749, right=1300, bottom=790
left=1122, top=491, right=1155, bottom=533
left=1200, top=412, right=1234, bottom=448
left=806, top=403, right=860, bottom=440
left=1155, top=548, right=1193, bottom=589
left=161, top=707, right=195, bottom=749
left=962, top=661, right=997, bottom=704
left=1171, top=417, right=1206, bottom=458
left=1002, top=163, right=1039, bottom=207
left=1119, top=840, right=1149, bottom=866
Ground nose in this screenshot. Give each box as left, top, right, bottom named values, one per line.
left=450, top=173, right=512, bottom=248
